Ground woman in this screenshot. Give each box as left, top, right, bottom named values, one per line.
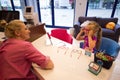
left=0, top=20, right=54, bottom=80
left=76, top=21, right=102, bottom=52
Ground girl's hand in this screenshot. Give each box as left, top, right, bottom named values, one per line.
left=76, top=28, right=85, bottom=40
left=88, top=30, right=94, bottom=37
left=80, top=27, right=85, bottom=33
left=85, top=47, right=93, bottom=52
left=81, top=27, right=88, bottom=36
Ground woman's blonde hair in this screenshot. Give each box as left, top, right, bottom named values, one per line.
left=88, top=21, right=102, bottom=50
left=4, top=20, right=24, bottom=38
left=0, top=20, right=7, bottom=28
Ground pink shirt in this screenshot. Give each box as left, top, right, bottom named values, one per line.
left=0, top=38, right=49, bottom=80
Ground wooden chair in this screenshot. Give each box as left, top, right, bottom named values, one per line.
left=27, top=23, right=46, bottom=42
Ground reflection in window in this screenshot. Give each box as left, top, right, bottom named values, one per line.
left=0, top=0, right=12, bottom=10
left=39, top=0, right=75, bottom=27
left=40, top=0, right=52, bottom=25
left=13, top=0, right=25, bottom=21
left=87, top=0, right=115, bottom=18
left=54, top=0, right=74, bottom=27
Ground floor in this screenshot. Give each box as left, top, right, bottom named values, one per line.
left=101, top=34, right=120, bottom=80
left=46, top=28, right=120, bottom=80
left=109, top=51, right=120, bottom=80
left=103, top=36, right=120, bottom=80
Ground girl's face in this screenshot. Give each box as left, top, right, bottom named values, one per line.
left=15, top=23, right=31, bottom=40
left=83, top=26, right=91, bottom=35
left=83, top=25, right=97, bottom=36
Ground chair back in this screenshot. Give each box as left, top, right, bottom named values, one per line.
left=51, top=28, right=73, bottom=44
left=28, top=23, right=46, bottom=42
left=99, top=37, right=120, bottom=57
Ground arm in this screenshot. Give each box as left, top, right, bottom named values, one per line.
left=25, top=43, right=54, bottom=70
left=86, top=30, right=97, bottom=52
left=88, top=36, right=96, bottom=51
left=76, top=28, right=85, bottom=40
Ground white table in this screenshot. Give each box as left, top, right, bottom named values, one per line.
left=32, top=34, right=115, bottom=80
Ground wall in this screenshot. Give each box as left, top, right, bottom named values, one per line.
left=74, top=0, right=87, bottom=23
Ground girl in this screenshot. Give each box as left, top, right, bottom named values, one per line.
left=76, top=21, right=102, bottom=52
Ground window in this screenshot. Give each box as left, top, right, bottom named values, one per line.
left=0, top=0, right=12, bottom=10
left=87, top=0, right=115, bottom=18
left=13, top=0, right=25, bottom=21
left=39, top=0, right=75, bottom=28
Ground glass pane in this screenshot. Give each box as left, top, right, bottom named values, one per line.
left=87, top=0, right=115, bottom=17
left=13, top=0, right=25, bottom=21
left=0, top=0, right=12, bottom=10
left=54, top=0, right=74, bottom=27
left=114, top=1, right=120, bottom=24
left=39, top=0, right=52, bottom=25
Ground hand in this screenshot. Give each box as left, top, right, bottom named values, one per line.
left=85, top=47, right=93, bottom=52
left=43, top=59, right=54, bottom=70
left=88, top=30, right=94, bottom=37
left=80, top=27, right=85, bottom=33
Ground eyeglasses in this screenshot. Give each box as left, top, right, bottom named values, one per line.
left=83, top=28, right=90, bottom=31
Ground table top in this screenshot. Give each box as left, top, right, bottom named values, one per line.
left=30, top=34, right=115, bottom=80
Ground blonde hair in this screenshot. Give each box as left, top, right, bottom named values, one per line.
left=88, top=21, right=102, bottom=50
left=5, top=20, right=24, bottom=38
left=0, top=20, right=7, bottom=28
